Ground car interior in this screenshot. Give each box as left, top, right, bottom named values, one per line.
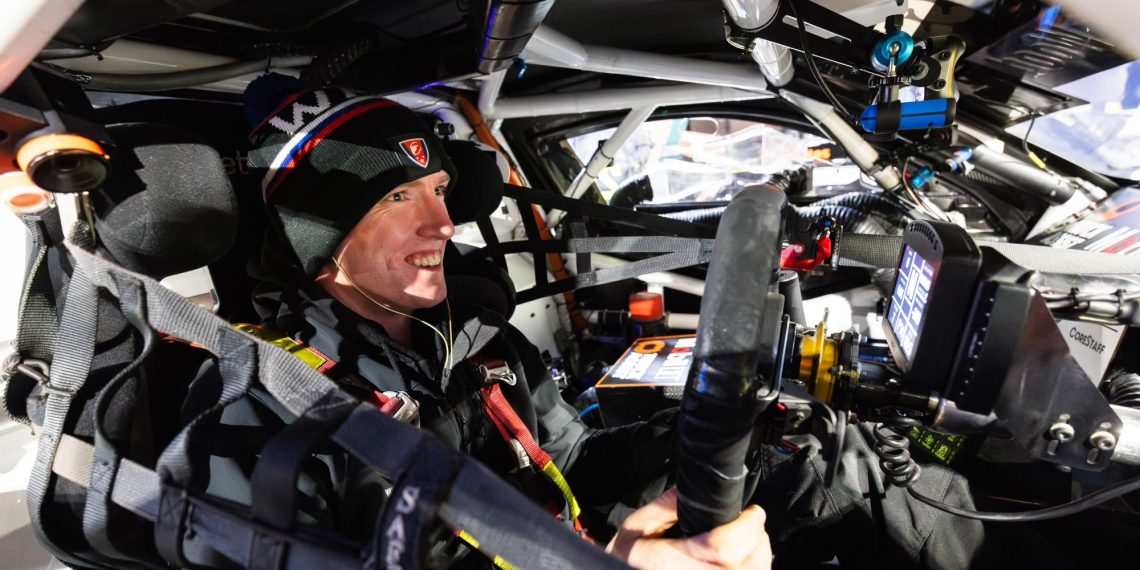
left=3, top=0, right=1140, bottom=568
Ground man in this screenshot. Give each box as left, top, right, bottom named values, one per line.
left=182, top=76, right=770, bottom=569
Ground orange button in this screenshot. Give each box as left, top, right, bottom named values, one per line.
left=629, top=291, right=664, bottom=322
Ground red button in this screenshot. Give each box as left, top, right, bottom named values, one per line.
left=629, top=291, right=664, bottom=322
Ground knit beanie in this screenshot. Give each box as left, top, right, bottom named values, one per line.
left=245, top=74, right=456, bottom=278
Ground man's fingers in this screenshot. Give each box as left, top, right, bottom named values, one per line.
left=619, top=488, right=680, bottom=536
left=732, top=512, right=773, bottom=570
left=682, top=505, right=770, bottom=567
left=611, top=493, right=773, bottom=570
left=625, top=537, right=722, bottom=570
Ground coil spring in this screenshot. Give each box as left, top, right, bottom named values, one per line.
left=1106, top=372, right=1140, bottom=408
left=873, top=423, right=921, bottom=488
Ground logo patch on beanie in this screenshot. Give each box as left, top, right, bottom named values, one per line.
left=398, top=138, right=430, bottom=169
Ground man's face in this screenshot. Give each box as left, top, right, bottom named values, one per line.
left=332, top=170, right=454, bottom=312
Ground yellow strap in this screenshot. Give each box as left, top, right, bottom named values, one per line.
left=541, top=461, right=582, bottom=522
left=456, top=530, right=520, bottom=570
left=234, top=323, right=331, bottom=372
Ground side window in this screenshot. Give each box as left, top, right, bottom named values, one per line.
left=566, top=116, right=861, bottom=204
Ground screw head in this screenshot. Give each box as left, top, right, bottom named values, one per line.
left=1090, top=431, right=1117, bottom=451
left=1050, top=422, right=1075, bottom=442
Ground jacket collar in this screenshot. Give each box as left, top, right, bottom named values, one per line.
left=271, top=276, right=508, bottom=388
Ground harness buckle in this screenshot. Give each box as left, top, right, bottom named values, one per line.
left=476, top=360, right=517, bottom=386
left=507, top=439, right=532, bottom=469
left=7, top=357, right=72, bottom=397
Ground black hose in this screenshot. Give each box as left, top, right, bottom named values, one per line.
left=812, top=192, right=909, bottom=221
left=661, top=197, right=903, bottom=235
left=301, top=30, right=377, bottom=88
left=778, top=270, right=807, bottom=325
left=660, top=206, right=726, bottom=225
left=964, top=169, right=1007, bottom=189
left=794, top=204, right=887, bottom=235
left=37, top=48, right=98, bottom=61
left=675, top=179, right=788, bottom=536
left=240, top=41, right=325, bottom=59
left=970, top=145, right=1075, bottom=205
left=1105, top=372, right=1140, bottom=408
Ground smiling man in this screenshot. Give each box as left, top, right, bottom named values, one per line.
left=184, top=76, right=772, bottom=569
left=316, top=168, right=454, bottom=347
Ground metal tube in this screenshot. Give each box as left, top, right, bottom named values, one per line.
left=386, top=92, right=476, bottom=142
left=524, top=26, right=770, bottom=91
left=487, top=84, right=771, bottom=119
left=74, top=57, right=311, bottom=92
left=522, top=24, right=588, bottom=68
left=1111, top=404, right=1140, bottom=467
left=667, top=312, right=700, bottom=330
left=548, top=105, right=657, bottom=227
left=477, top=69, right=507, bottom=117
left=749, top=39, right=794, bottom=87
left=780, top=90, right=903, bottom=192
left=387, top=91, right=451, bottom=112
left=722, top=0, right=780, bottom=30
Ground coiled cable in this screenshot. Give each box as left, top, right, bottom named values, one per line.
left=866, top=417, right=1140, bottom=521
left=873, top=421, right=922, bottom=488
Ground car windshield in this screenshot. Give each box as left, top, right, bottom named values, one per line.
left=1010, top=60, right=1140, bottom=180
left=566, top=117, right=844, bottom=204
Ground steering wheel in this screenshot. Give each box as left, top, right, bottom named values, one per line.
left=674, top=178, right=790, bottom=536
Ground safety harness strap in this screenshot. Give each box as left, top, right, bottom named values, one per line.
left=497, top=185, right=716, bottom=303
left=47, top=240, right=629, bottom=570
left=24, top=245, right=100, bottom=569
left=82, top=280, right=159, bottom=563
left=836, top=233, right=1140, bottom=274
left=504, top=184, right=712, bottom=239
left=481, top=383, right=583, bottom=526
left=250, top=389, right=359, bottom=531
left=482, top=236, right=716, bottom=256
left=367, top=435, right=463, bottom=570
left=1, top=211, right=62, bottom=425
left=517, top=251, right=711, bottom=304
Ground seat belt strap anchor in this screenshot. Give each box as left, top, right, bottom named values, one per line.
left=476, top=359, right=517, bottom=386
left=13, top=358, right=73, bottom=397
left=507, top=439, right=532, bottom=469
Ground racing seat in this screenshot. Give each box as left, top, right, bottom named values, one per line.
left=440, top=139, right=517, bottom=319
left=97, top=97, right=516, bottom=323
left=3, top=121, right=625, bottom=569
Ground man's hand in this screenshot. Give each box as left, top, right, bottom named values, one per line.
left=606, top=489, right=772, bottom=570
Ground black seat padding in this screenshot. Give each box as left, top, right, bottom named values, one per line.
left=93, top=122, right=238, bottom=279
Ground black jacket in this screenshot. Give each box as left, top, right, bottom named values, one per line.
left=179, top=275, right=675, bottom=567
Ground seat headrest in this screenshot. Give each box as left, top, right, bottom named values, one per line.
left=443, top=140, right=505, bottom=225
left=92, top=122, right=238, bottom=279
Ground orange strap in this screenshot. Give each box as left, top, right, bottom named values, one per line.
left=480, top=381, right=583, bottom=529
left=454, top=95, right=588, bottom=332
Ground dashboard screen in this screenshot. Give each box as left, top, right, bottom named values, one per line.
left=887, top=245, right=936, bottom=363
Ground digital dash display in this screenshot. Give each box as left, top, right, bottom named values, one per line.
left=887, top=245, right=936, bottom=363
